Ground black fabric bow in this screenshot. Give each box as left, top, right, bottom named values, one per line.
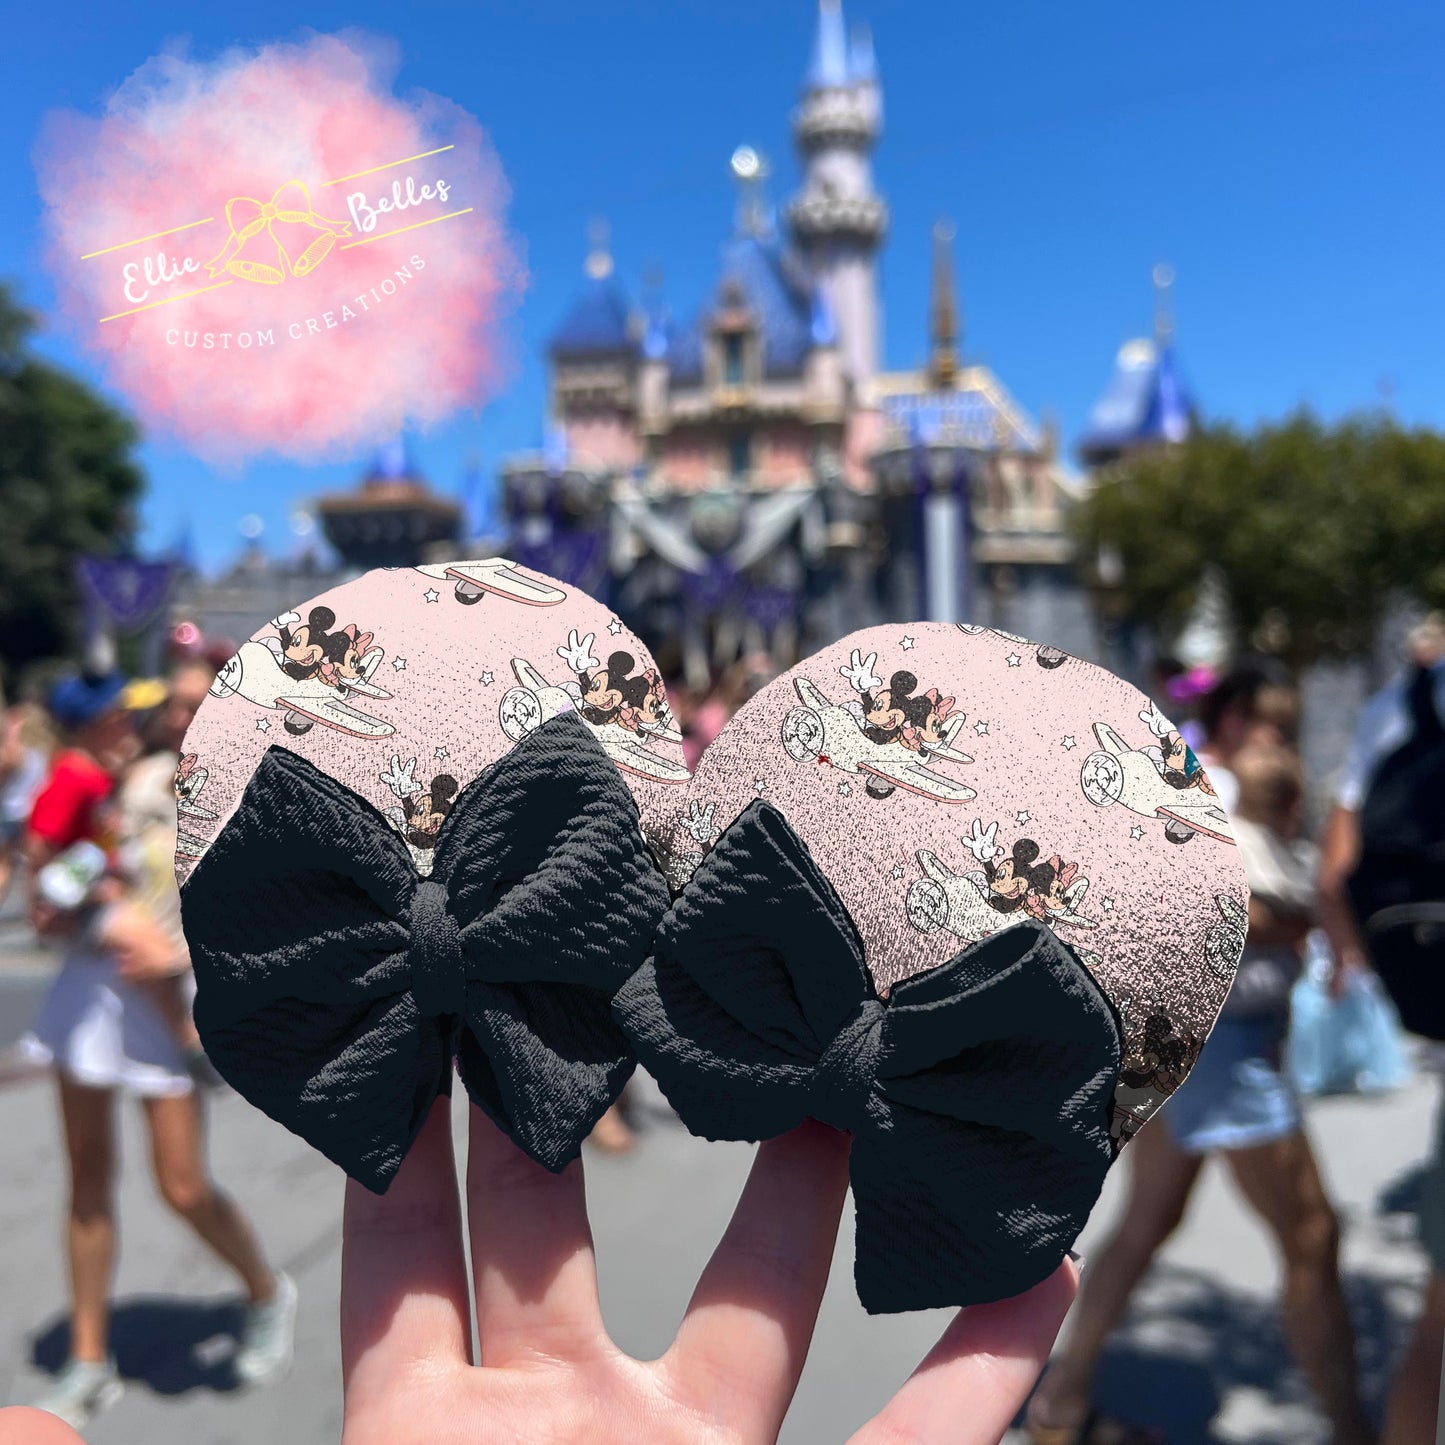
left=613, top=801, right=1123, bottom=1314
left=181, top=711, right=670, bottom=1191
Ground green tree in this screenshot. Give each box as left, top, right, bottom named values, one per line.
left=1072, top=413, right=1445, bottom=670
left=0, top=283, right=146, bottom=686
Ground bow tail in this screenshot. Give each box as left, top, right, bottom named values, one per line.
left=457, top=981, right=635, bottom=1172
left=197, top=989, right=451, bottom=1193
left=851, top=924, right=1121, bottom=1312
left=849, top=1108, right=1103, bottom=1313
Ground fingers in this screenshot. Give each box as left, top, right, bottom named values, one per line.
left=667, top=1121, right=851, bottom=1439
left=465, top=1104, right=608, bottom=1367
left=341, top=1095, right=470, bottom=1399
left=0, top=1409, right=86, bottom=1444
left=849, top=1260, right=1079, bottom=1445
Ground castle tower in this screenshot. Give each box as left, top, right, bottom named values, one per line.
left=786, top=0, right=887, bottom=388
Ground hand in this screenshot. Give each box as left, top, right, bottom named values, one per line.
left=381, top=755, right=424, bottom=799
left=340, top=1100, right=1077, bottom=1445
left=558, top=630, right=600, bottom=675
left=1328, top=946, right=1369, bottom=1000
left=838, top=649, right=881, bottom=695
left=0, top=1407, right=85, bottom=1444
left=271, top=609, right=302, bottom=630
left=962, top=818, right=1001, bottom=864
left=105, top=903, right=185, bottom=983
left=1137, top=701, right=1174, bottom=740
left=680, top=800, right=719, bottom=846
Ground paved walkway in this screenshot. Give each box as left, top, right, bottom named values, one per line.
left=0, top=932, right=1435, bottom=1442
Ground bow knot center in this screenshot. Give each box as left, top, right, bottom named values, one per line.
left=813, top=998, right=885, bottom=1131
left=407, top=880, right=464, bottom=1019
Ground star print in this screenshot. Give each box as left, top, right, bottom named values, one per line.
left=890, top=863, right=905, bottom=880
left=754, top=777, right=768, bottom=795
left=1102, top=897, right=1116, bottom=913
left=434, top=747, right=449, bottom=762
left=900, top=635, right=915, bottom=650
left=1016, top=810, right=1031, bottom=825
left=1130, top=825, right=1144, bottom=840
left=607, top=619, right=623, bottom=635
left=974, top=719, right=989, bottom=736
left=392, top=657, right=407, bottom=672
left=1062, top=735, right=1077, bottom=750
left=838, top=781, right=852, bottom=797
left=1006, top=653, right=1021, bottom=668
left=256, top=719, right=270, bottom=732
left=480, top=671, right=495, bottom=686
left=423, top=588, right=440, bottom=603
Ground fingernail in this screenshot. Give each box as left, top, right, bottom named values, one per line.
left=1067, top=1250, right=1087, bottom=1275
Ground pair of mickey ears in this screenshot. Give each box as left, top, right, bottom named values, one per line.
left=178, top=569, right=1248, bottom=1312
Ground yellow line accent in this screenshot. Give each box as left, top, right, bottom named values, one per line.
left=339, top=207, right=473, bottom=249
left=98, top=279, right=234, bottom=324
left=321, top=145, right=455, bottom=187
left=81, top=217, right=216, bottom=260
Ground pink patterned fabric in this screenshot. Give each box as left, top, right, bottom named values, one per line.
left=664, top=623, right=1250, bottom=1144
left=176, top=559, right=688, bottom=884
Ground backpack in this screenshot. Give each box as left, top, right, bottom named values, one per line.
left=1346, top=664, right=1445, bottom=1039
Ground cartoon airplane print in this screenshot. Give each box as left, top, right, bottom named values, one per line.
left=174, top=753, right=217, bottom=862
left=781, top=650, right=976, bottom=802
left=956, top=623, right=1069, bottom=669
left=209, top=629, right=397, bottom=739
left=497, top=630, right=689, bottom=785
left=906, top=819, right=1098, bottom=943
left=376, top=754, right=459, bottom=874
left=1079, top=701, right=1234, bottom=845
left=414, top=557, right=566, bottom=608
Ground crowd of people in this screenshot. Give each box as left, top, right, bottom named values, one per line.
left=1, top=617, right=1443, bottom=1442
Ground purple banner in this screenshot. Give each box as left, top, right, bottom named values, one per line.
left=76, top=555, right=175, bottom=634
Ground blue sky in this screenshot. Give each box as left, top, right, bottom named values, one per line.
left=4, top=0, right=1442, bottom=572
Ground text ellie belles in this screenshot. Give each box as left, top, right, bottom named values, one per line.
left=165, top=254, right=427, bottom=350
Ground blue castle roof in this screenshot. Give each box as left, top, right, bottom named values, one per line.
left=550, top=273, right=637, bottom=360
left=668, top=233, right=818, bottom=384
left=1078, top=338, right=1195, bottom=465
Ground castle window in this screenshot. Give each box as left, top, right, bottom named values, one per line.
left=724, top=332, right=744, bottom=386
left=729, top=430, right=751, bottom=477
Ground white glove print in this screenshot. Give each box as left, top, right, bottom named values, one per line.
left=838, top=648, right=882, bottom=694
left=963, top=818, right=1001, bottom=863
left=557, top=629, right=600, bottom=674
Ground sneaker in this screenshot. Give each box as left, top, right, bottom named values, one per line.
left=234, top=1271, right=298, bottom=1386
left=31, top=1356, right=124, bottom=1429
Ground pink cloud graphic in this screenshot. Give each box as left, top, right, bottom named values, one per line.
left=37, top=30, right=524, bottom=465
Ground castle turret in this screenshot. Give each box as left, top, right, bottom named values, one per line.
left=786, top=0, right=887, bottom=388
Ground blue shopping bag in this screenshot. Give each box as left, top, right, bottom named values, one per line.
left=1287, top=934, right=1411, bottom=1096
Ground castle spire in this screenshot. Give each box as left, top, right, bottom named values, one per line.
left=806, top=0, right=850, bottom=90
left=788, top=0, right=886, bottom=383
left=1152, top=260, right=1175, bottom=344
left=928, top=219, right=960, bottom=388
left=585, top=217, right=614, bottom=280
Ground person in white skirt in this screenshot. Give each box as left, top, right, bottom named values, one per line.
left=17, top=668, right=296, bottom=1431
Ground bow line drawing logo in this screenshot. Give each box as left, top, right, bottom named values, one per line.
left=203, top=180, right=353, bottom=286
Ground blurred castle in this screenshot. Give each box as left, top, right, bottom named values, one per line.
left=173, top=0, right=1198, bottom=677
left=500, top=0, right=1103, bottom=683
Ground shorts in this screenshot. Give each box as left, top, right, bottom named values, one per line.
left=1419, top=1092, right=1445, bottom=1270
left=1164, top=1014, right=1302, bottom=1154
left=17, top=950, right=193, bottom=1098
